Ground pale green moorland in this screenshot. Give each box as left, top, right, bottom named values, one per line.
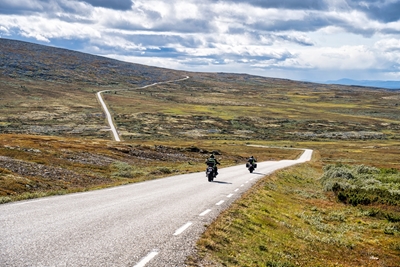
left=1, top=39, right=400, bottom=266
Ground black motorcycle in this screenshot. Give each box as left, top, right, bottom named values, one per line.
left=206, top=165, right=216, bottom=182
left=246, top=162, right=257, bottom=173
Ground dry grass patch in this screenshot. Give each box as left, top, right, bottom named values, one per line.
left=0, top=134, right=300, bottom=203
left=189, top=162, right=400, bottom=266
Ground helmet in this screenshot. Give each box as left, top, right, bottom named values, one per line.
left=210, top=154, right=215, bottom=158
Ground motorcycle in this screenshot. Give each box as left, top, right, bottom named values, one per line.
left=206, top=165, right=216, bottom=182
left=246, top=162, right=257, bottom=173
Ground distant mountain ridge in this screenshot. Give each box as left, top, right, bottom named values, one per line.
left=0, top=38, right=186, bottom=87
left=326, top=78, right=400, bottom=89
left=2, top=38, right=399, bottom=91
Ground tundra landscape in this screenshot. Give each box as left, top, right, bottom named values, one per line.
left=1, top=38, right=400, bottom=266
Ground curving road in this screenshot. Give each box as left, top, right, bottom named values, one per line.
left=0, top=149, right=312, bottom=267
left=96, top=76, right=190, bottom=142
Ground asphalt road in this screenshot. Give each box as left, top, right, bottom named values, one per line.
left=0, top=149, right=312, bottom=267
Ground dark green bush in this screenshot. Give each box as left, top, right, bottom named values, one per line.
left=321, top=164, right=400, bottom=206
left=380, top=168, right=399, bottom=175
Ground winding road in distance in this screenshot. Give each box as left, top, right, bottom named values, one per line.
left=96, top=76, right=190, bottom=142
left=0, top=149, right=312, bottom=267
left=1, top=76, right=313, bottom=266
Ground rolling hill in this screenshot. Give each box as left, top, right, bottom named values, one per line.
left=1, top=38, right=399, bottom=142
left=1, top=38, right=400, bottom=266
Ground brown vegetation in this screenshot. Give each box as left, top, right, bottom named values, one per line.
left=1, top=38, right=400, bottom=265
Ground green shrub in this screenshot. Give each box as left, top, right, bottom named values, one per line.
left=380, top=168, right=399, bottom=175
left=321, top=165, right=354, bottom=180
left=111, top=161, right=134, bottom=178
left=320, top=164, right=400, bottom=206
left=0, top=196, right=12, bottom=204
left=353, top=164, right=379, bottom=175
left=385, top=213, right=400, bottom=223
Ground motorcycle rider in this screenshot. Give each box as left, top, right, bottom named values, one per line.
left=247, top=155, right=257, bottom=166
left=205, top=154, right=220, bottom=175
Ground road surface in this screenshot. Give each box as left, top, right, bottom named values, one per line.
left=0, top=149, right=312, bottom=267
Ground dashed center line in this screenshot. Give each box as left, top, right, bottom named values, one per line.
left=234, top=188, right=239, bottom=192
left=199, top=209, right=212, bottom=216
left=173, top=222, right=192, bottom=236
left=216, top=200, right=224, bottom=206
left=133, top=250, right=159, bottom=267
left=227, top=194, right=233, bottom=198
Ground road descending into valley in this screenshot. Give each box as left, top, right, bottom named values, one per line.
left=96, top=76, right=190, bottom=142
left=0, top=149, right=312, bottom=267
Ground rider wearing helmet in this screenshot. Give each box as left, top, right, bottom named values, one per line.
left=205, top=154, right=221, bottom=175
left=247, top=155, right=257, bottom=165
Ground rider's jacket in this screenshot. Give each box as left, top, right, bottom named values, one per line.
left=206, top=158, right=216, bottom=166
left=248, top=157, right=256, bottom=164
left=206, top=158, right=219, bottom=167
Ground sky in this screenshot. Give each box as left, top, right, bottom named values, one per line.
left=1, top=0, right=400, bottom=82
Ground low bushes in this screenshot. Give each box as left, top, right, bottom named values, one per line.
left=320, top=164, right=400, bottom=206
left=110, top=161, right=135, bottom=178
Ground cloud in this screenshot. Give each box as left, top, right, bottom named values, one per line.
left=1, top=0, right=400, bottom=81
left=375, top=38, right=400, bottom=52
left=0, top=0, right=45, bottom=15
left=223, top=0, right=328, bottom=10
left=82, top=0, right=133, bottom=11
left=0, top=0, right=96, bottom=21
left=348, top=0, right=400, bottom=23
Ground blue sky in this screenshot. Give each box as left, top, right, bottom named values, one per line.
left=1, top=0, right=400, bottom=82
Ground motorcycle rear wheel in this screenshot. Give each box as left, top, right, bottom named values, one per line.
left=208, top=172, right=214, bottom=182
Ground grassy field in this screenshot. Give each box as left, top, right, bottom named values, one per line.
left=1, top=39, right=400, bottom=266
left=189, top=160, right=400, bottom=266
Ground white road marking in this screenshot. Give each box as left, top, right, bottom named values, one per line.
left=245, top=181, right=249, bottom=183
left=234, top=188, right=239, bottom=192
left=240, top=184, right=244, bottom=187
left=199, top=209, right=212, bottom=216
left=216, top=200, right=224, bottom=206
left=133, top=250, right=159, bottom=267
left=173, top=222, right=192, bottom=236
left=227, top=194, right=233, bottom=198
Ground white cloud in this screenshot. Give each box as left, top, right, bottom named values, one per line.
left=1, top=0, right=400, bottom=81
left=0, top=25, right=10, bottom=34
left=174, top=2, right=200, bottom=20
left=375, top=38, right=400, bottom=52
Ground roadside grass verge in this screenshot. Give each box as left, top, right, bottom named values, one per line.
left=189, top=162, right=400, bottom=266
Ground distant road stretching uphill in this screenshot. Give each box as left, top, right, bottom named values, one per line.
left=96, top=76, right=190, bottom=141
left=0, top=149, right=312, bottom=267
